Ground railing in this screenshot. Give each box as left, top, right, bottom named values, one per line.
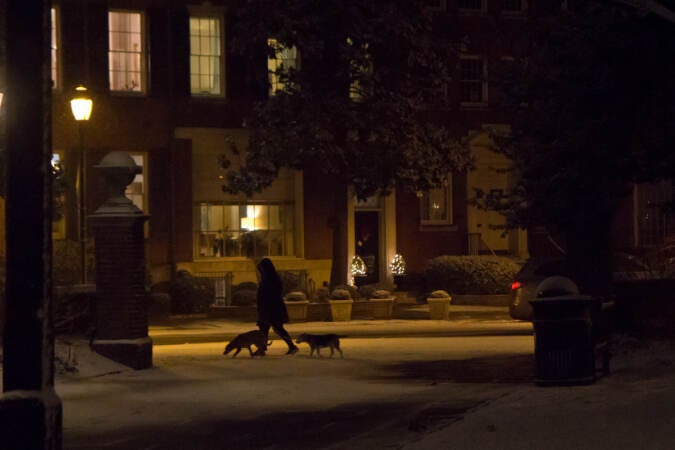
left=193, top=271, right=233, bottom=306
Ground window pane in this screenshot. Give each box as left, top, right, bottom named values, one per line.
left=125, top=154, right=145, bottom=212
left=197, top=203, right=295, bottom=257
left=268, top=38, right=299, bottom=95
left=420, top=178, right=452, bottom=225
left=460, top=58, right=485, bottom=103
left=190, top=16, right=223, bottom=95
left=108, top=11, right=144, bottom=92
left=51, top=8, right=58, bottom=89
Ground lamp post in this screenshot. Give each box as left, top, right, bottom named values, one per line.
left=70, top=85, right=93, bottom=284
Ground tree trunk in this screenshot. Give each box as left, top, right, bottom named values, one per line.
left=328, top=182, right=349, bottom=290
left=563, top=213, right=613, bottom=298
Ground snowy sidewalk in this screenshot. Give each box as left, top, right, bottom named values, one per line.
left=402, top=337, right=675, bottom=450
left=148, top=305, right=533, bottom=345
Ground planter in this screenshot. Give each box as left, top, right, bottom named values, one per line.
left=368, top=297, right=395, bottom=319
left=427, top=296, right=452, bottom=320
left=284, top=300, right=310, bottom=322
left=329, top=299, right=354, bottom=321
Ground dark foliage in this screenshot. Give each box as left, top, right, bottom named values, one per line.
left=476, top=1, right=675, bottom=292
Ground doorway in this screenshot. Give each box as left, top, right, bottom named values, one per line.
left=355, top=211, right=379, bottom=285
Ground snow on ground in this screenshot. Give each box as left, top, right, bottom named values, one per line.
left=53, top=335, right=533, bottom=436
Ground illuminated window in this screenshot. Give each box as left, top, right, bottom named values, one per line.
left=190, top=15, right=223, bottom=95
left=458, top=0, right=486, bottom=13
left=459, top=56, right=487, bottom=105
left=108, top=10, right=145, bottom=93
left=267, top=38, right=299, bottom=96
left=420, top=177, right=452, bottom=225
left=125, top=153, right=146, bottom=212
left=198, top=203, right=295, bottom=258
left=51, top=7, right=60, bottom=90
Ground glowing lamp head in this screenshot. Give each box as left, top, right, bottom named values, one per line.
left=70, top=85, right=93, bottom=121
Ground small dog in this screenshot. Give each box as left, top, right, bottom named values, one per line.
left=295, top=333, right=344, bottom=358
left=223, top=330, right=272, bottom=358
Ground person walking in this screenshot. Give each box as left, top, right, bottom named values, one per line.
left=255, top=258, right=299, bottom=355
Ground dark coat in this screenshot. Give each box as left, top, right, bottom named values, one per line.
left=256, top=258, right=289, bottom=325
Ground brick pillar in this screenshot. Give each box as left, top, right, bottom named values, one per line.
left=89, top=152, right=152, bottom=369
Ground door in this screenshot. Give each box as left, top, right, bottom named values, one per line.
left=355, top=211, right=379, bottom=285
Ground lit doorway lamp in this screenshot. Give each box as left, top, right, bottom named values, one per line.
left=70, top=85, right=93, bottom=284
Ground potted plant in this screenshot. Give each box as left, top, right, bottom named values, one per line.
left=368, top=289, right=395, bottom=319
left=284, top=291, right=310, bottom=322
left=427, top=289, right=452, bottom=320
left=328, top=288, right=354, bottom=321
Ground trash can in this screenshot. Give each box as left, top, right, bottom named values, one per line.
left=530, top=276, right=597, bottom=386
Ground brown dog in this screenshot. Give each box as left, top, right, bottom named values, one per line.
left=295, top=333, right=344, bottom=358
left=223, top=330, right=272, bottom=358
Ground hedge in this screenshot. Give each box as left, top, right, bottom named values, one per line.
left=425, top=256, right=521, bottom=295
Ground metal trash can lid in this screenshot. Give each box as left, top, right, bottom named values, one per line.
left=536, top=276, right=580, bottom=298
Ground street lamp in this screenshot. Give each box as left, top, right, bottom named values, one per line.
left=70, top=85, right=93, bottom=284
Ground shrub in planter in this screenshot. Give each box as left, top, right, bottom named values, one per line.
left=330, top=288, right=352, bottom=300
left=425, top=256, right=521, bottom=295
left=284, top=290, right=309, bottom=322
left=428, top=289, right=451, bottom=298
left=371, top=289, right=393, bottom=299
left=284, top=291, right=308, bottom=301
left=329, top=288, right=353, bottom=322
left=334, top=284, right=361, bottom=299
left=358, top=282, right=395, bottom=299
left=427, top=289, right=451, bottom=320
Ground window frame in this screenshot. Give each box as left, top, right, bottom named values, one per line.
left=51, top=6, right=61, bottom=91
left=267, top=38, right=300, bottom=97
left=108, top=9, right=147, bottom=95
left=420, top=176, right=453, bottom=227
left=196, top=201, right=296, bottom=259
left=459, top=55, right=488, bottom=108
left=189, top=10, right=226, bottom=98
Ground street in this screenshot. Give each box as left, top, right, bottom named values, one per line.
left=59, top=335, right=534, bottom=449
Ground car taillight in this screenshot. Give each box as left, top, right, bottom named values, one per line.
left=511, top=281, right=521, bottom=291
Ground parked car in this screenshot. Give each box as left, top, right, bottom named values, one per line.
left=509, top=258, right=578, bottom=321
left=509, top=253, right=653, bottom=321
